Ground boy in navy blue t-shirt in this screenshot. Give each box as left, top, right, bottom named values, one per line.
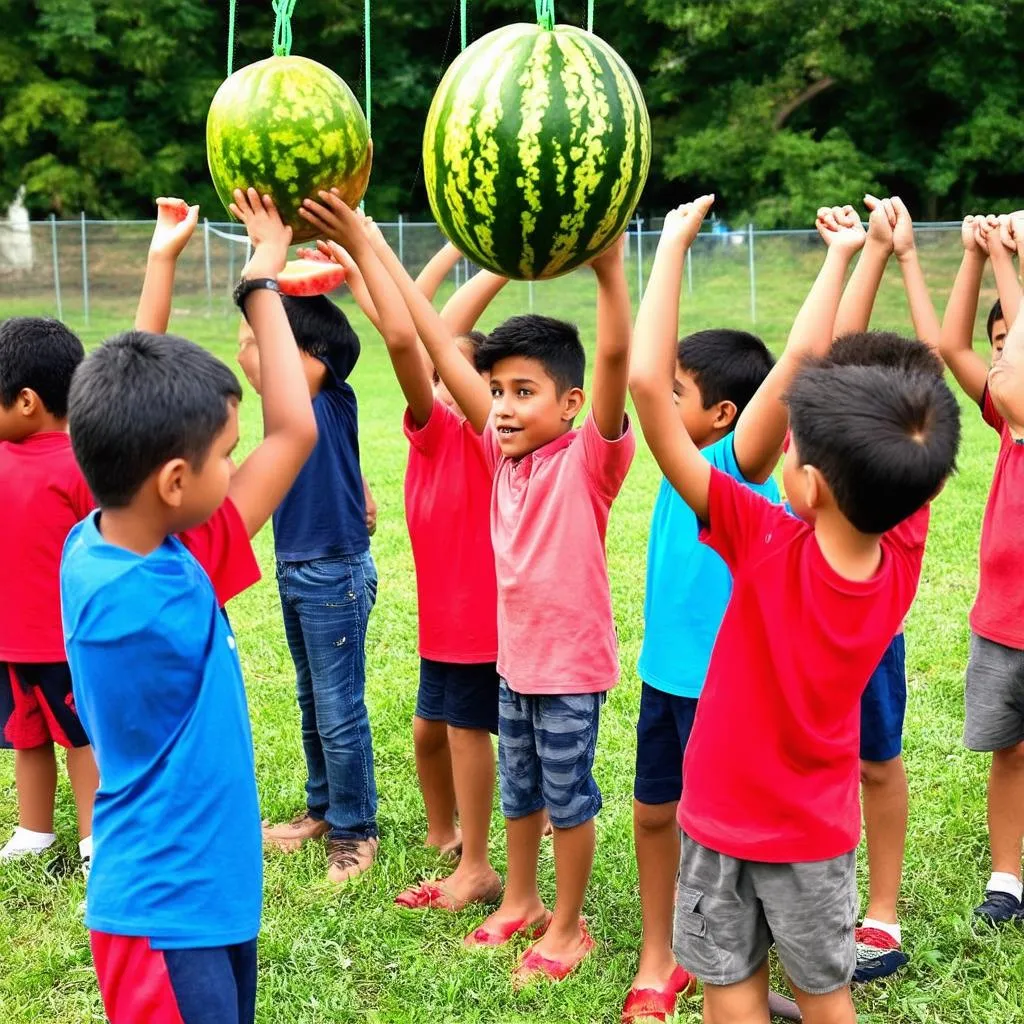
left=240, top=291, right=381, bottom=883
left=61, top=190, right=317, bottom=1024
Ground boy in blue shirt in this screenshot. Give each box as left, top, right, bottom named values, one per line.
left=625, top=202, right=865, bottom=1023
left=240, top=292, right=380, bottom=884
left=61, top=189, right=317, bottom=1024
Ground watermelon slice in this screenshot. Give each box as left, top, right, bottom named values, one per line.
left=277, top=256, right=346, bottom=297
left=157, top=197, right=189, bottom=223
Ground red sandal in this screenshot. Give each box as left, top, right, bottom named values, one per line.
left=621, top=965, right=697, bottom=1022
left=395, top=878, right=503, bottom=913
left=463, top=910, right=552, bottom=948
left=513, top=919, right=594, bottom=986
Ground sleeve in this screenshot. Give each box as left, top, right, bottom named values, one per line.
left=403, top=398, right=450, bottom=457
left=699, top=467, right=793, bottom=571
left=481, top=417, right=502, bottom=475
left=177, top=498, right=261, bottom=607
left=67, top=463, right=96, bottom=521
left=980, top=385, right=1006, bottom=433
left=881, top=504, right=929, bottom=596
left=579, top=411, right=636, bottom=502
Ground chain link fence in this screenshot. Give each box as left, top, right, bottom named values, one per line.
left=0, top=216, right=979, bottom=334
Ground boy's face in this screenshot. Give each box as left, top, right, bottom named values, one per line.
left=434, top=336, right=479, bottom=417
left=488, top=354, right=583, bottom=458
left=167, top=399, right=240, bottom=531
left=991, top=318, right=1007, bottom=364
left=674, top=368, right=734, bottom=448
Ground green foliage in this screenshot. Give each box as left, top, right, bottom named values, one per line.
left=0, top=0, right=1022, bottom=224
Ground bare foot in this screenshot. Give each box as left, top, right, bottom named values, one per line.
left=630, top=951, right=687, bottom=992
left=464, top=899, right=550, bottom=947
left=425, top=827, right=462, bottom=861
left=440, top=862, right=502, bottom=906
left=528, top=916, right=588, bottom=961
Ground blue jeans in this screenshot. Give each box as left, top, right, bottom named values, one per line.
left=276, top=550, right=378, bottom=840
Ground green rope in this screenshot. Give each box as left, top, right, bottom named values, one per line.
left=364, top=0, right=371, bottom=133
left=272, top=0, right=297, bottom=57
left=227, top=0, right=236, bottom=74
left=460, top=0, right=468, bottom=50
left=586, top=0, right=594, bottom=31
left=535, top=0, right=556, bottom=30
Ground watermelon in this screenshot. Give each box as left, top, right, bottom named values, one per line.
left=422, top=23, right=651, bottom=281
left=277, top=256, right=346, bottom=297
left=158, top=197, right=189, bottom=223
left=206, top=56, right=371, bottom=243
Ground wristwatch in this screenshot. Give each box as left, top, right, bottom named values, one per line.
left=233, top=276, right=280, bottom=312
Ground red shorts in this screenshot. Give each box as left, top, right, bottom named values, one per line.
left=0, top=661, right=88, bottom=749
left=90, top=932, right=258, bottom=1024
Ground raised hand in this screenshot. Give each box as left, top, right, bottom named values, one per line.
left=149, top=197, right=200, bottom=261
left=962, top=215, right=988, bottom=257
left=661, top=194, right=715, bottom=251
left=890, top=196, right=917, bottom=262
left=816, top=205, right=866, bottom=254
left=299, top=189, right=370, bottom=251
left=864, top=194, right=896, bottom=252
left=588, top=232, right=627, bottom=276
left=230, top=188, right=292, bottom=279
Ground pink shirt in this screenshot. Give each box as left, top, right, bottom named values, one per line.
left=485, top=412, right=635, bottom=694
left=404, top=400, right=498, bottom=663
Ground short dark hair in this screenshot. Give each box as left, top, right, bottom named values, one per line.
left=0, top=317, right=84, bottom=417
left=786, top=362, right=960, bottom=534
left=987, top=300, right=1005, bottom=343
left=279, top=295, right=360, bottom=379
left=475, top=314, right=585, bottom=394
left=460, top=330, right=487, bottom=353
left=677, top=329, right=775, bottom=423
left=829, top=332, right=944, bottom=379
left=69, top=330, right=243, bottom=508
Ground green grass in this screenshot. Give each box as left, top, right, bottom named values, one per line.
left=2, top=244, right=1024, bottom=1022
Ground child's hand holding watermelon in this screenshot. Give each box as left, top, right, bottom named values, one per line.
left=231, top=188, right=293, bottom=280
left=135, top=197, right=200, bottom=333
left=149, top=198, right=200, bottom=261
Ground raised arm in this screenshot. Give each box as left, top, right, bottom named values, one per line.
left=300, top=192, right=433, bottom=426
left=306, top=240, right=383, bottom=334
left=588, top=235, right=632, bottom=440
left=939, top=217, right=990, bottom=405
left=833, top=194, right=893, bottom=336
left=988, top=213, right=1024, bottom=434
left=227, top=190, right=318, bottom=537
left=415, top=241, right=463, bottom=302
left=990, top=215, right=1022, bottom=328
left=135, top=198, right=200, bottom=333
left=629, top=198, right=715, bottom=521
left=440, top=269, right=509, bottom=336
left=891, top=197, right=941, bottom=352
left=732, top=205, right=864, bottom=482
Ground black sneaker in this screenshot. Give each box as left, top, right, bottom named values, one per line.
left=973, top=889, right=1023, bottom=926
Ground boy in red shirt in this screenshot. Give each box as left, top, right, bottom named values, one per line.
left=630, top=196, right=961, bottom=1024
left=939, top=211, right=1024, bottom=924
left=304, top=192, right=636, bottom=984
left=0, top=317, right=97, bottom=869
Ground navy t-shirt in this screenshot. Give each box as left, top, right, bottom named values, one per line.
left=273, top=341, right=369, bottom=562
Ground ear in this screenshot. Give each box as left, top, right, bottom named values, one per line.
left=803, top=464, right=827, bottom=510
left=561, top=386, right=585, bottom=422
left=15, top=388, right=40, bottom=418
left=711, top=399, right=738, bottom=431
left=155, top=458, right=189, bottom=509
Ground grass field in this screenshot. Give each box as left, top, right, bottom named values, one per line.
left=2, top=241, right=1023, bottom=1023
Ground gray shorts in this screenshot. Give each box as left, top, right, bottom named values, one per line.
left=964, top=632, right=1024, bottom=752
left=674, top=832, right=857, bottom=995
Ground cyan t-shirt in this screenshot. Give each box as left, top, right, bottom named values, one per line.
left=61, top=509, right=262, bottom=948
left=638, top=434, right=780, bottom=698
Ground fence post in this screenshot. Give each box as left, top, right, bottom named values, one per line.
left=686, top=246, right=694, bottom=295
left=80, top=212, right=89, bottom=327
left=228, top=226, right=236, bottom=294
left=50, top=214, right=63, bottom=321
left=203, top=218, right=213, bottom=315
left=528, top=279, right=534, bottom=312
left=397, top=213, right=405, bottom=265
left=747, top=222, right=756, bottom=325
left=635, top=217, right=644, bottom=299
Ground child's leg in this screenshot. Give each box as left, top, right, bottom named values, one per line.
left=987, top=743, right=1024, bottom=878
left=788, top=986, right=855, bottom=1024
left=701, top=965, right=771, bottom=1024
left=414, top=660, right=458, bottom=851
left=66, top=745, right=99, bottom=843
left=15, top=744, right=58, bottom=832
left=860, top=755, right=907, bottom=924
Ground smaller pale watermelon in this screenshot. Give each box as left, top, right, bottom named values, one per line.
left=277, top=256, right=346, bottom=297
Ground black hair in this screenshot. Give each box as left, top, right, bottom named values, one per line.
left=279, top=295, right=360, bottom=381
left=68, top=330, right=243, bottom=508
left=475, top=314, right=585, bottom=394
left=829, top=332, right=944, bottom=379
left=987, top=300, right=1005, bottom=344
left=460, top=329, right=487, bottom=354
left=786, top=362, right=960, bottom=534
left=0, top=317, right=85, bottom=417
left=677, top=329, right=775, bottom=424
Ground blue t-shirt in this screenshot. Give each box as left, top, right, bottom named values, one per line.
left=61, top=511, right=262, bottom=948
left=273, top=344, right=368, bottom=562
left=637, top=435, right=780, bottom=698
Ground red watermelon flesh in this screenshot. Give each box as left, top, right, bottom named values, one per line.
left=158, top=198, right=189, bottom=223
left=277, top=258, right=346, bottom=297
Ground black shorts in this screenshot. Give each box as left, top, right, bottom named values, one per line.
left=0, top=661, right=89, bottom=749
left=415, top=658, right=500, bottom=733
left=633, top=682, right=699, bottom=805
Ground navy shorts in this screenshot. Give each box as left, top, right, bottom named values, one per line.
left=859, top=633, right=907, bottom=763
left=634, top=683, right=699, bottom=805
left=497, top=679, right=605, bottom=829
left=415, top=658, right=499, bottom=733
left=0, top=661, right=89, bottom=750
left=91, top=931, right=257, bottom=1024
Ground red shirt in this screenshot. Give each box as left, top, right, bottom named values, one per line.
left=485, top=412, right=636, bottom=694
left=678, top=470, right=929, bottom=863
left=0, top=433, right=94, bottom=661
left=969, top=388, right=1024, bottom=650
left=404, top=400, right=498, bottom=663
left=178, top=499, right=261, bottom=609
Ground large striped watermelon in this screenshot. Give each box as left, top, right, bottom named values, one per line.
left=207, top=56, right=371, bottom=243
left=423, top=23, right=650, bottom=280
